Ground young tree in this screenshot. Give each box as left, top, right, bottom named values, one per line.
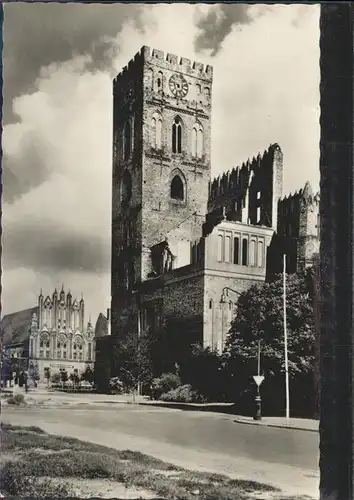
left=223, top=272, right=316, bottom=416
left=81, top=366, right=94, bottom=386
left=111, top=330, right=154, bottom=401
left=60, top=369, right=68, bottom=389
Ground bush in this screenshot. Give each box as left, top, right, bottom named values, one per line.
left=151, top=372, right=181, bottom=400
left=159, top=384, right=205, bottom=403
left=7, top=393, right=25, bottom=406
left=51, top=372, right=61, bottom=384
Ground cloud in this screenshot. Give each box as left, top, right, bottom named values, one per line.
left=194, top=4, right=253, bottom=56
left=3, top=2, right=144, bottom=123
left=2, top=3, right=320, bottom=323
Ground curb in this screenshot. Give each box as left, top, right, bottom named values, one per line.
left=233, top=418, right=319, bottom=433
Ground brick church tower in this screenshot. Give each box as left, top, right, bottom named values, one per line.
left=111, top=46, right=213, bottom=336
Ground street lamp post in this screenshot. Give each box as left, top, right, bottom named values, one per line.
left=253, top=338, right=262, bottom=421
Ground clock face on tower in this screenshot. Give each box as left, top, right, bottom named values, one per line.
left=169, top=73, right=189, bottom=98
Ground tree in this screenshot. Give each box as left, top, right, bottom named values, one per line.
left=81, top=366, right=94, bottom=386
left=223, top=271, right=316, bottom=416
left=69, top=368, right=80, bottom=390
left=60, top=369, right=68, bottom=389
left=181, top=344, right=226, bottom=402
left=44, top=367, right=51, bottom=387
left=111, top=330, right=154, bottom=400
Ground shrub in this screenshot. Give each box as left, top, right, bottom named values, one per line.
left=159, top=384, right=205, bottom=403
left=50, top=372, right=61, bottom=384
left=151, top=372, right=181, bottom=400
left=7, top=393, right=25, bottom=406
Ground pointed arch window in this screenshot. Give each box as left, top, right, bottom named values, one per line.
left=172, top=117, right=182, bottom=153
left=157, top=71, right=163, bottom=91
left=192, top=122, right=203, bottom=158
left=170, top=175, right=184, bottom=201
left=123, top=121, right=131, bottom=161
left=151, top=112, right=162, bottom=150
left=147, top=68, right=154, bottom=90
left=121, top=170, right=132, bottom=205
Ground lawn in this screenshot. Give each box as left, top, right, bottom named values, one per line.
left=0, top=423, right=313, bottom=499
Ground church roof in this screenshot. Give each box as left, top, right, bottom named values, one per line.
left=95, top=313, right=108, bottom=339
left=1, top=306, right=38, bottom=346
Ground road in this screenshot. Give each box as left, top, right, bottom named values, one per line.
left=2, top=403, right=319, bottom=497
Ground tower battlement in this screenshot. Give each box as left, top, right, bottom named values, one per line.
left=113, top=45, right=213, bottom=88
left=208, top=144, right=282, bottom=202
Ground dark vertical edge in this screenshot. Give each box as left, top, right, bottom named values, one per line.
left=0, top=3, right=3, bottom=327
left=319, top=3, right=354, bottom=499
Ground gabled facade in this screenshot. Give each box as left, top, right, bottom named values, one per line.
left=1, top=287, right=95, bottom=382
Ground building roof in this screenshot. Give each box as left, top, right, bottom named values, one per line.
left=95, top=312, right=108, bottom=339
left=1, top=306, right=38, bottom=346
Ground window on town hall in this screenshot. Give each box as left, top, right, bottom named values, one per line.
left=242, top=238, right=248, bottom=266
left=57, top=336, right=67, bottom=359
left=191, top=122, right=203, bottom=158
left=172, top=117, right=182, bottom=153
left=151, top=112, right=162, bottom=150
left=170, top=175, right=184, bottom=201
left=40, top=336, right=50, bottom=358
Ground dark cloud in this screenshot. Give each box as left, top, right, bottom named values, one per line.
left=3, top=223, right=110, bottom=274
left=3, top=2, right=144, bottom=123
left=194, top=4, right=253, bottom=56
left=3, top=131, right=55, bottom=204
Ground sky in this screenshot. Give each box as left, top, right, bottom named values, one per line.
left=2, top=2, right=320, bottom=324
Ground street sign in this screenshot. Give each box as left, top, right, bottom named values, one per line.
left=253, top=375, right=265, bottom=387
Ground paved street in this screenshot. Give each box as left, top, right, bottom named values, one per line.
left=2, top=401, right=319, bottom=498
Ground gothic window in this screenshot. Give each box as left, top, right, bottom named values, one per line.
left=151, top=112, right=162, bottom=150
left=157, top=71, right=163, bottom=90
left=40, top=334, right=50, bottom=358
left=121, top=170, right=132, bottom=205
left=147, top=68, right=154, bottom=90
left=257, top=207, right=261, bottom=224
left=242, top=237, right=248, bottom=266
left=172, top=117, right=182, bottom=153
left=257, top=240, right=264, bottom=267
left=123, top=121, right=131, bottom=161
left=57, top=334, right=67, bottom=360
left=233, top=236, right=240, bottom=264
left=209, top=299, right=213, bottom=309
left=250, top=239, right=257, bottom=266
left=43, top=306, right=51, bottom=327
left=192, top=122, right=203, bottom=158
left=204, top=87, right=210, bottom=96
left=196, top=84, right=201, bottom=95
left=73, top=336, right=83, bottom=360
left=170, top=175, right=184, bottom=201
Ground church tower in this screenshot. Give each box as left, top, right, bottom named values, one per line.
left=111, top=46, right=213, bottom=335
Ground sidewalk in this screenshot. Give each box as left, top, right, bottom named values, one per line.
left=233, top=415, right=319, bottom=432
left=138, top=400, right=319, bottom=432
